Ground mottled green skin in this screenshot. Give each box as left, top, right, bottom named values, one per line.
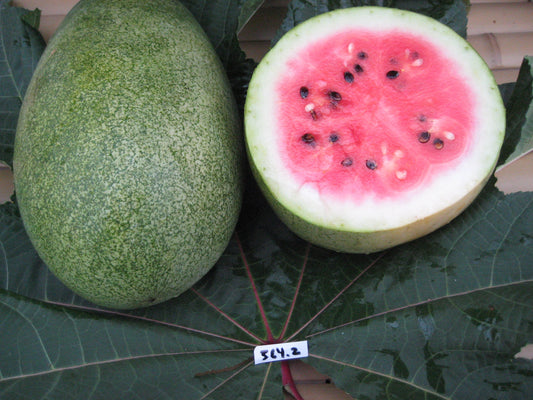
left=14, top=0, right=243, bottom=309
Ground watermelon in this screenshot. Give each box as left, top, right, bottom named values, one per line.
left=13, top=0, right=243, bottom=309
left=244, top=7, right=505, bottom=254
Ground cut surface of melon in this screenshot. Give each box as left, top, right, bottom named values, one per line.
left=245, top=7, right=505, bottom=253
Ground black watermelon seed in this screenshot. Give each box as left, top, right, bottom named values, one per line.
left=328, top=91, right=342, bottom=102
left=354, top=64, right=364, bottom=74
left=433, top=138, right=444, bottom=150
left=300, top=86, right=309, bottom=99
left=310, top=110, right=318, bottom=120
left=329, top=133, right=339, bottom=142
left=386, top=70, right=400, bottom=79
left=357, top=51, right=367, bottom=60
left=301, top=133, right=315, bottom=144
left=418, top=131, right=431, bottom=143
left=341, top=157, right=353, bottom=167
left=418, top=114, right=427, bottom=122
left=365, top=159, right=377, bottom=170
left=344, top=71, right=354, bottom=83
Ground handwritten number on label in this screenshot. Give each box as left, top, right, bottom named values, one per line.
left=254, top=341, right=309, bottom=365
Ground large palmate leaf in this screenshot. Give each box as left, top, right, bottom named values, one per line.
left=1, top=176, right=533, bottom=399
left=0, top=0, right=45, bottom=167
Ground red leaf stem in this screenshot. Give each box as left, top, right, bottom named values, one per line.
left=42, top=300, right=257, bottom=347
left=236, top=232, right=275, bottom=343
left=278, top=243, right=310, bottom=341
left=190, top=287, right=264, bottom=344
left=282, top=361, right=305, bottom=400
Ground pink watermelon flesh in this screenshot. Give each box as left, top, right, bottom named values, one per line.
left=277, top=30, right=474, bottom=201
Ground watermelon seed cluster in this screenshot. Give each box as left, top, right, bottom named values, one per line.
left=298, top=50, right=395, bottom=173
left=298, top=47, right=397, bottom=174
left=294, top=45, right=458, bottom=184
left=417, top=125, right=453, bottom=150
left=344, top=51, right=367, bottom=83
left=416, top=115, right=450, bottom=149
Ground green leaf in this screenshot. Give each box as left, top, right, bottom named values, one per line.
left=498, top=57, right=533, bottom=168
left=272, top=0, right=468, bottom=45
left=180, top=0, right=243, bottom=67
left=238, top=0, right=265, bottom=33
left=1, top=179, right=533, bottom=399
left=179, top=0, right=260, bottom=66
left=0, top=0, right=45, bottom=167
left=302, top=185, right=533, bottom=398
left=394, top=0, right=468, bottom=37
left=19, top=7, right=41, bottom=30
left=310, top=283, right=533, bottom=399
left=499, top=82, right=516, bottom=109
left=0, top=289, right=271, bottom=399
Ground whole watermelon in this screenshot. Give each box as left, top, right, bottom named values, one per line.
left=13, top=0, right=243, bottom=309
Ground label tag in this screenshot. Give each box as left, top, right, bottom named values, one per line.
left=254, top=341, right=309, bottom=365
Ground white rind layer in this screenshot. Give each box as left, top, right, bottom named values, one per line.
left=245, top=7, right=505, bottom=253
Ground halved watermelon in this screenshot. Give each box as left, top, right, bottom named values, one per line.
left=244, top=7, right=505, bottom=253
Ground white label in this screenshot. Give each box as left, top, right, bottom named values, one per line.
left=254, top=341, right=309, bottom=365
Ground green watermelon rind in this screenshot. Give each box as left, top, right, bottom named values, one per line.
left=13, top=0, right=243, bottom=309
left=244, top=7, right=505, bottom=253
